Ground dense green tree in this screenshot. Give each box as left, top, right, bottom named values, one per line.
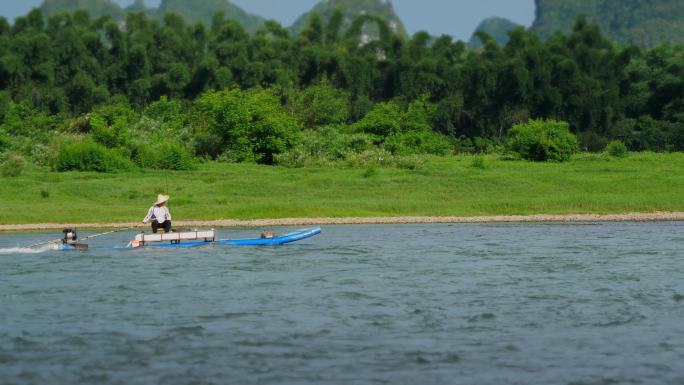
left=288, top=80, right=350, bottom=128
left=190, top=89, right=301, bottom=164
left=2, top=7, right=684, bottom=162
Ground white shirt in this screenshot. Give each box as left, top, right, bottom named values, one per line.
left=143, top=205, right=172, bottom=224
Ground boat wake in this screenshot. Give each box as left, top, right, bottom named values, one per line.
left=0, top=245, right=55, bottom=254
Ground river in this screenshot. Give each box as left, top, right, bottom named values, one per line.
left=1, top=223, right=683, bottom=384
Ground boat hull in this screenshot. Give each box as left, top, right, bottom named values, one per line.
left=133, top=228, right=321, bottom=248
left=52, top=243, right=88, bottom=251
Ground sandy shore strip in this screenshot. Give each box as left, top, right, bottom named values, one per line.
left=1, top=212, right=684, bottom=231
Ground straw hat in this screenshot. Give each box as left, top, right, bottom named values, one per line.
left=155, top=194, right=170, bottom=205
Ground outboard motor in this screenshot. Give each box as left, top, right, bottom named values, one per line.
left=62, top=228, right=78, bottom=245
left=60, top=228, right=88, bottom=250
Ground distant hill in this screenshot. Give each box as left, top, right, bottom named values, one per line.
left=468, top=17, right=521, bottom=49
left=532, top=0, right=684, bottom=46
left=125, top=0, right=150, bottom=14
left=291, top=0, right=407, bottom=40
left=157, top=0, right=265, bottom=32
left=38, top=0, right=265, bottom=32
left=40, top=0, right=126, bottom=21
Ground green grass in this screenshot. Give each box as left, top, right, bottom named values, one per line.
left=1, top=152, right=683, bottom=224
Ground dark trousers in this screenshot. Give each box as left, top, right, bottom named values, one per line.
left=152, top=220, right=172, bottom=233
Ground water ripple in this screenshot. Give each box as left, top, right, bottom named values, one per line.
left=1, top=223, right=684, bottom=384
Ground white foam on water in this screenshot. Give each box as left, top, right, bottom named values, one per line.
left=0, top=244, right=56, bottom=254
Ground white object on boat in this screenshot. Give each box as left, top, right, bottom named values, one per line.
left=132, top=230, right=216, bottom=247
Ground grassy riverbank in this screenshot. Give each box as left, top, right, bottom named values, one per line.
left=1, top=152, right=683, bottom=225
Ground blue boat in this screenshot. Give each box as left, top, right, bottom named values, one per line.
left=51, top=243, right=88, bottom=251
left=52, top=244, right=80, bottom=251
left=129, top=228, right=321, bottom=248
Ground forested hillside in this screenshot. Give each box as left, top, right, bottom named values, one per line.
left=468, top=17, right=520, bottom=49
left=0, top=8, right=683, bottom=173
left=38, top=0, right=403, bottom=37
left=38, top=0, right=265, bottom=32
left=291, top=0, right=407, bottom=39
left=125, top=0, right=150, bottom=14
left=533, top=0, right=684, bottom=46
left=40, top=0, right=126, bottom=21
left=157, top=0, right=264, bottom=33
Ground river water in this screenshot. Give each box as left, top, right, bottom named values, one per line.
left=1, top=223, right=683, bottom=385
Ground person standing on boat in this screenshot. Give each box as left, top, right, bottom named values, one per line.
left=142, top=194, right=172, bottom=233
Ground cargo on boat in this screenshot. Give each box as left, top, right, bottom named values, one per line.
left=129, top=230, right=216, bottom=248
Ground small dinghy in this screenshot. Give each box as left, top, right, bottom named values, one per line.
left=52, top=229, right=89, bottom=250
left=127, top=228, right=321, bottom=248
left=52, top=244, right=88, bottom=251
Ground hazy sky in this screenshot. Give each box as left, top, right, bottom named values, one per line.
left=1, top=0, right=536, bottom=41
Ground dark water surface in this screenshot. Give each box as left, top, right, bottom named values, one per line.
left=1, top=223, right=684, bottom=385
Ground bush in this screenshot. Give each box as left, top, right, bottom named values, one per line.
left=470, top=156, right=487, bottom=169
left=275, top=125, right=436, bottom=169
left=2, top=102, right=64, bottom=140
left=506, top=119, right=578, bottom=162
left=89, top=104, right=137, bottom=148
left=29, top=142, right=60, bottom=167
left=666, top=121, right=684, bottom=152
left=289, top=81, right=350, bottom=128
left=453, top=136, right=502, bottom=154
left=191, top=89, right=301, bottom=164
left=353, top=101, right=402, bottom=140
left=362, top=166, right=377, bottom=178
left=384, top=131, right=452, bottom=156
left=155, top=142, right=195, bottom=170
left=578, top=131, right=609, bottom=152
left=344, top=148, right=395, bottom=168
left=0, top=130, right=10, bottom=152
left=0, top=91, right=10, bottom=124
left=605, top=140, right=629, bottom=158
left=131, top=143, right=157, bottom=169
left=1, top=154, right=26, bottom=177
left=612, top=117, right=668, bottom=152
left=353, top=97, right=444, bottom=156
left=54, top=140, right=134, bottom=172
left=143, top=96, right=185, bottom=131
left=402, top=95, right=436, bottom=133
left=275, top=127, right=374, bottom=167
left=132, top=142, right=195, bottom=170
left=394, top=155, right=425, bottom=170
left=354, top=97, right=437, bottom=141
left=273, top=146, right=310, bottom=168
left=305, top=127, right=373, bottom=159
